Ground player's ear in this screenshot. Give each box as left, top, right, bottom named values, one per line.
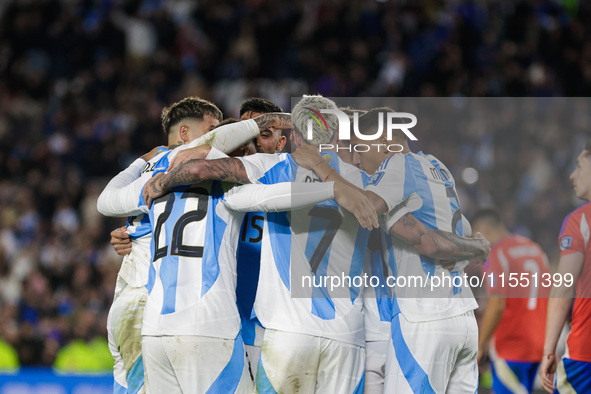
left=292, top=130, right=301, bottom=147
left=276, top=135, right=287, bottom=152
left=179, top=124, right=190, bottom=143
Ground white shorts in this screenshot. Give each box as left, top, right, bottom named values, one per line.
left=384, top=310, right=478, bottom=394
left=142, top=335, right=252, bottom=394
left=364, top=340, right=388, bottom=394
left=244, top=324, right=265, bottom=380
left=256, top=329, right=365, bottom=393
left=107, top=283, right=147, bottom=393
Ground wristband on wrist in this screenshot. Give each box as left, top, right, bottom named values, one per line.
left=324, top=168, right=336, bottom=182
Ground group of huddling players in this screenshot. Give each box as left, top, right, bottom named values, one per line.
left=97, top=95, right=591, bottom=393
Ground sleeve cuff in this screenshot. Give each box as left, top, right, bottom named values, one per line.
left=293, top=181, right=334, bottom=203
left=238, top=156, right=263, bottom=184
left=130, top=157, right=147, bottom=171
left=206, top=147, right=229, bottom=160
left=381, top=192, right=423, bottom=231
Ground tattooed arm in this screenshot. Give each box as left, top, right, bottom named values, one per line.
left=388, top=211, right=490, bottom=264
left=143, top=158, right=249, bottom=207
left=253, top=113, right=292, bottom=130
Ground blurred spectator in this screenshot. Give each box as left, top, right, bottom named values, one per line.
left=0, top=338, right=18, bottom=372
left=53, top=308, right=112, bottom=373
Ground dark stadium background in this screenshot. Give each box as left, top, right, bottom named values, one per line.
left=0, top=0, right=588, bottom=392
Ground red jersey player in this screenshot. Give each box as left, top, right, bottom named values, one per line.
left=473, top=208, right=551, bottom=393
left=540, top=140, right=591, bottom=393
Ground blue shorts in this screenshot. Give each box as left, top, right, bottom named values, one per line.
left=490, top=359, right=539, bottom=393
left=555, top=358, right=591, bottom=393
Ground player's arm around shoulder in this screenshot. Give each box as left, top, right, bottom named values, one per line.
left=97, top=146, right=171, bottom=216
left=299, top=150, right=380, bottom=229
left=143, top=157, right=251, bottom=207
left=383, top=210, right=491, bottom=264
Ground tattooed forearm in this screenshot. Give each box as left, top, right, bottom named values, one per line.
left=160, top=161, right=199, bottom=189
left=399, top=213, right=417, bottom=229
left=160, top=157, right=250, bottom=190
left=430, top=230, right=487, bottom=260
left=390, top=212, right=488, bottom=262
left=254, top=113, right=291, bottom=130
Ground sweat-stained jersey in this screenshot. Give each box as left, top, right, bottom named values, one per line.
left=140, top=147, right=242, bottom=338
left=119, top=147, right=171, bottom=291
left=238, top=151, right=370, bottom=347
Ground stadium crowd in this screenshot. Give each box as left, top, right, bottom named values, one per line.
left=0, top=0, right=590, bottom=373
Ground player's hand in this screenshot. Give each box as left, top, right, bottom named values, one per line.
left=141, top=146, right=165, bottom=162
left=292, top=145, right=325, bottom=170
left=271, top=113, right=292, bottom=129
left=143, top=172, right=167, bottom=208
left=334, top=181, right=379, bottom=230
left=539, top=352, right=558, bottom=392
left=477, top=343, right=488, bottom=364
left=168, top=146, right=211, bottom=171
left=472, top=232, right=491, bottom=266
left=110, top=227, right=131, bottom=256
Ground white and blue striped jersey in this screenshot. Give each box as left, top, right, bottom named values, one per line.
left=362, top=229, right=393, bottom=342
left=239, top=151, right=370, bottom=347
left=139, top=147, right=243, bottom=338
left=236, top=211, right=264, bottom=346
left=366, top=151, right=478, bottom=323
left=139, top=148, right=337, bottom=338
left=119, top=147, right=171, bottom=290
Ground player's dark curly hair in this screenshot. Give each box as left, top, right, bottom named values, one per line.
left=161, top=96, right=223, bottom=135
left=239, top=97, right=282, bottom=117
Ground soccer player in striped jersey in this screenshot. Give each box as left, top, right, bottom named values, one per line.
left=98, top=97, right=222, bottom=394
left=540, top=140, right=591, bottom=393
left=99, top=99, right=293, bottom=393
left=337, top=106, right=392, bottom=394
left=353, top=108, right=484, bottom=393
left=159, top=98, right=288, bottom=379
left=116, top=112, right=376, bottom=393
left=357, top=109, right=486, bottom=393
left=237, top=98, right=286, bottom=378
left=240, top=98, right=287, bottom=155
left=292, top=107, right=491, bottom=393
left=142, top=95, right=380, bottom=393
left=472, top=208, right=550, bottom=394
left=142, top=96, right=487, bottom=393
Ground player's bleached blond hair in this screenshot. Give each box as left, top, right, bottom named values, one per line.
left=292, top=95, right=338, bottom=146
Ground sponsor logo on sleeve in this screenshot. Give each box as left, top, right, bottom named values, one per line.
left=560, top=236, right=572, bottom=251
